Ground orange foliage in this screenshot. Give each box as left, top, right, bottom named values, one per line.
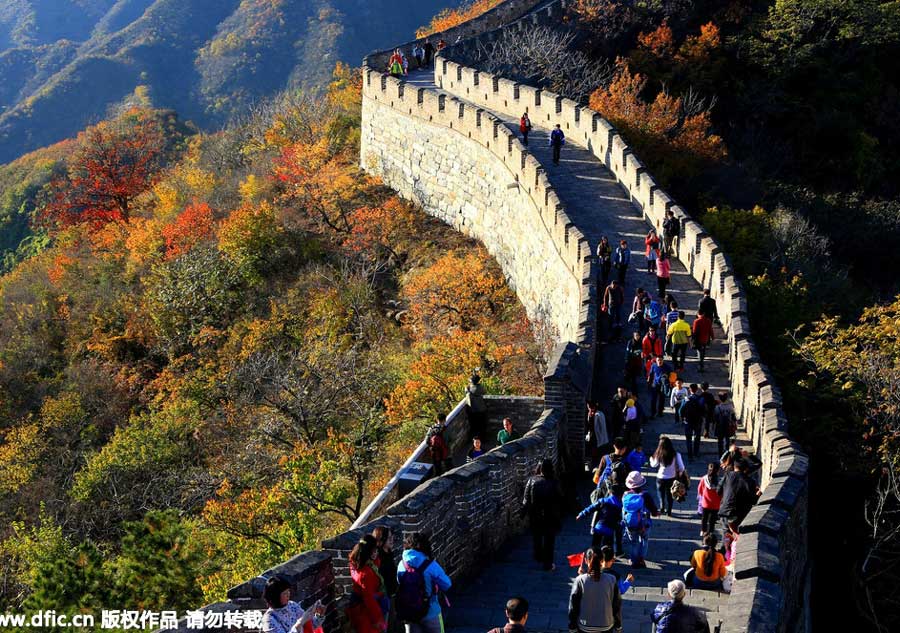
left=161, top=202, right=216, bottom=259
left=343, top=198, right=420, bottom=255
left=638, top=20, right=675, bottom=58
left=589, top=61, right=726, bottom=178
left=677, top=22, right=721, bottom=64
left=402, top=250, right=513, bottom=334
left=39, top=112, right=166, bottom=230
left=48, top=253, right=76, bottom=286
left=416, top=0, right=503, bottom=38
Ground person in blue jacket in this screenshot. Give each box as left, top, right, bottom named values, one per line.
left=576, top=489, right=623, bottom=550
left=613, top=240, right=631, bottom=284
left=397, top=532, right=452, bottom=633
left=549, top=124, right=565, bottom=164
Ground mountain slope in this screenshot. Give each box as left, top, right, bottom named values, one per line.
left=0, top=0, right=455, bottom=164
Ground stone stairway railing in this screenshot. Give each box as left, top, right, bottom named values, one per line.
left=434, top=3, right=810, bottom=631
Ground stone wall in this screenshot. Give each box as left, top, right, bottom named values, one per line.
left=435, top=6, right=810, bottom=630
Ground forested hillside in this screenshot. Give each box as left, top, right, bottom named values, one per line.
left=0, top=64, right=543, bottom=617
left=0, top=0, right=460, bottom=165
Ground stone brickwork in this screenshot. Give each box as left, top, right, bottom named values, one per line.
left=432, top=3, right=810, bottom=631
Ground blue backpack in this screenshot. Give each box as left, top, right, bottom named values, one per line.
left=645, top=301, right=662, bottom=325
left=622, top=492, right=649, bottom=531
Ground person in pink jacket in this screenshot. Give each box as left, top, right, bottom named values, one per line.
left=655, top=250, right=671, bottom=297
left=697, top=462, right=722, bottom=538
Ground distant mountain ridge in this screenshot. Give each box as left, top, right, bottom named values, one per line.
left=0, top=0, right=454, bottom=164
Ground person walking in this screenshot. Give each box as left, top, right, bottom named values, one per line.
left=347, top=536, right=388, bottom=633
left=465, top=373, right=487, bottom=440
left=662, top=210, right=680, bottom=255
left=423, top=39, right=435, bottom=66
left=597, top=236, right=612, bottom=287
left=680, top=384, right=705, bottom=459
left=549, top=124, right=565, bottom=164
left=717, top=458, right=761, bottom=534
left=699, top=383, right=717, bottom=439
left=519, top=113, right=532, bottom=146
left=568, top=547, right=622, bottom=633
left=576, top=483, right=623, bottom=550
left=684, top=534, right=728, bottom=591
left=669, top=378, right=690, bottom=425
left=643, top=297, right=663, bottom=335
left=656, top=250, right=671, bottom=297
left=522, top=459, right=563, bottom=571
left=714, top=393, right=737, bottom=457
left=697, top=288, right=720, bottom=324
left=666, top=311, right=692, bottom=371
left=697, top=463, right=722, bottom=538
left=621, top=471, right=659, bottom=568
left=609, top=386, right=629, bottom=440
left=647, top=356, right=670, bottom=419
left=624, top=331, right=643, bottom=393
left=603, top=279, right=625, bottom=341
left=649, top=436, right=685, bottom=517
left=396, top=532, right=452, bottom=633
left=631, top=287, right=648, bottom=334
left=412, top=43, right=424, bottom=68
left=651, top=580, right=710, bottom=633
left=613, top=240, right=630, bottom=285
left=645, top=230, right=660, bottom=274
left=691, top=311, right=714, bottom=372
left=427, top=416, right=451, bottom=476
left=588, top=403, right=610, bottom=465
left=498, top=417, right=516, bottom=445
left=487, top=597, right=529, bottom=633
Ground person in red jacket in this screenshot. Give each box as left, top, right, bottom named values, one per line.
left=427, top=415, right=451, bottom=475
left=519, top=113, right=532, bottom=145
left=691, top=312, right=714, bottom=372
left=697, top=463, right=722, bottom=538
left=641, top=325, right=664, bottom=364
left=347, top=536, right=387, bottom=633
left=645, top=230, right=660, bottom=274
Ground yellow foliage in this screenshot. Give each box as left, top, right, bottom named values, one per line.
left=0, top=423, right=46, bottom=496
left=416, top=0, right=503, bottom=37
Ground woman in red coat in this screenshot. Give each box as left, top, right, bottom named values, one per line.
left=347, top=536, right=387, bottom=633
left=645, top=229, right=660, bottom=274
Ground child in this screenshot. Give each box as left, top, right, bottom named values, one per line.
left=576, top=488, right=623, bottom=550
left=625, top=442, right=646, bottom=473
left=467, top=436, right=485, bottom=461
left=600, top=546, right=634, bottom=595
left=697, top=463, right=722, bottom=537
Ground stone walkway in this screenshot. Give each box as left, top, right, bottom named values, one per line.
left=401, top=68, right=736, bottom=633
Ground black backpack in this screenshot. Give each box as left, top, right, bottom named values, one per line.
left=599, top=454, right=628, bottom=496
left=395, top=558, right=434, bottom=623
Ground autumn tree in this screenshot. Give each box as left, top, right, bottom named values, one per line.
left=402, top=250, right=514, bottom=335
left=589, top=60, right=725, bottom=183
left=416, top=0, right=503, bottom=37
left=40, top=112, right=168, bottom=229
left=161, top=201, right=216, bottom=259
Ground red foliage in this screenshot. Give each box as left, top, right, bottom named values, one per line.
left=40, top=114, right=166, bottom=230
left=162, top=202, right=216, bottom=259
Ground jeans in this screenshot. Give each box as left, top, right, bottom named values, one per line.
left=532, top=524, right=556, bottom=570
left=650, top=383, right=666, bottom=416
left=717, top=433, right=734, bottom=458
left=701, top=508, right=719, bottom=535
left=624, top=528, right=649, bottom=563
left=552, top=144, right=561, bottom=163
left=696, top=344, right=708, bottom=369
left=405, top=614, right=444, bottom=633
left=672, top=343, right=687, bottom=369
left=657, top=276, right=669, bottom=297
left=663, top=234, right=675, bottom=254
left=522, top=130, right=529, bottom=145
left=685, top=423, right=702, bottom=458
left=657, top=477, right=674, bottom=514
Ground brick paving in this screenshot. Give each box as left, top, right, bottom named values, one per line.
left=401, top=68, right=737, bottom=633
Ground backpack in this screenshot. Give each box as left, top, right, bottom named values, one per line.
left=645, top=302, right=662, bottom=325
left=597, top=454, right=628, bottom=496
left=395, top=558, right=434, bottom=623
left=652, top=601, right=676, bottom=632
left=622, top=492, right=649, bottom=531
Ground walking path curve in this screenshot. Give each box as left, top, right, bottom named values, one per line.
left=400, top=68, right=742, bottom=633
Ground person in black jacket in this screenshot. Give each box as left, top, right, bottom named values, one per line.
left=522, top=458, right=563, bottom=571
left=651, top=579, right=710, bottom=633
left=697, top=289, right=719, bottom=324
left=716, top=458, right=761, bottom=533
left=372, top=525, right=397, bottom=621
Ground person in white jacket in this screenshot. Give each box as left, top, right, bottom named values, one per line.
left=649, top=435, right=685, bottom=516
left=669, top=378, right=690, bottom=424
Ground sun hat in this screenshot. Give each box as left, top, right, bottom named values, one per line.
left=625, top=471, right=646, bottom=489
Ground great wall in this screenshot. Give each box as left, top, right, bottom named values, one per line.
left=161, top=2, right=810, bottom=632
